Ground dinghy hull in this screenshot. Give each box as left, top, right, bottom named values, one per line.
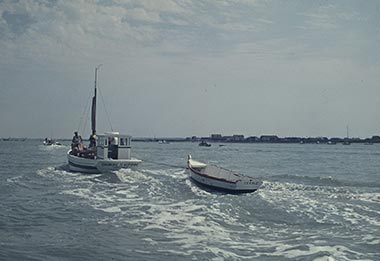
left=187, top=156, right=262, bottom=193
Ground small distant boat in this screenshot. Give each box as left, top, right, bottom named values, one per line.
left=199, top=140, right=211, bottom=147
left=187, top=155, right=262, bottom=193
left=342, top=125, right=351, bottom=145
left=342, top=140, right=351, bottom=145
left=43, top=138, right=62, bottom=146
left=158, top=140, right=170, bottom=144
left=67, top=66, right=142, bottom=174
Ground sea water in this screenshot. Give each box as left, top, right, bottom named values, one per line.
left=0, top=140, right=379, bottom=260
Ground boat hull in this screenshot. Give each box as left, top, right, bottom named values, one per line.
left=188, top=169, right=261, bottom=193
left=67, top=150, right=141, bottom=174
left=189, top=175, right=258, bottom=194
left=187, top=159, right=262, bottom=193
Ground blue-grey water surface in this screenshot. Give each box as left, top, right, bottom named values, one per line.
left=1, top=140, right=379, bottom=260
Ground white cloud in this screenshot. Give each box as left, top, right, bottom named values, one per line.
left=137, top=0, right=189, bottom=13
left=0, top=0, right=379, bottom=137
left=0, top=0, right=272, bottom=59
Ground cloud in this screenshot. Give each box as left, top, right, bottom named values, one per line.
left=0, top=1, right=269, bottom=73
left=1, top=10, right=35, bottom=36
left=0, top=0, right=379, bottom=137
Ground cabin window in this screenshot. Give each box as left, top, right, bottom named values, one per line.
left=120, top=138, right=125, bottom=146
left=104, top=138, right=108, bottom=146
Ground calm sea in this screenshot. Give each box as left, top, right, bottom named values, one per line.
left=1, top=140, right=379, bottom=260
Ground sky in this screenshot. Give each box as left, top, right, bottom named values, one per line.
left=1, top=0, right=380, bottom=139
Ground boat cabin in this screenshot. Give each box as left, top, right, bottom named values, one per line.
left=96, top=132, right=132, bottom=160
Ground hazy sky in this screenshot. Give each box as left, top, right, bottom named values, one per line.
left=1, top=0, right=380, bottom=138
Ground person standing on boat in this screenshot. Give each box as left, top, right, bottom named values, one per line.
left=71, top=131, right=83, bottom=150
left=89, top=133, right=96, bottom=148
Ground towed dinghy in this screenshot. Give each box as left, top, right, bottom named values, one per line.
left=187, top=155, right=262, bottom=193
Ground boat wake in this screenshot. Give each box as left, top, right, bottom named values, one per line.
left=260, top=181, right=380, bottom=225
left=268, top=173, right=380, bottom=188
left=38, top=144, right=66, bottom=150
left=35, top=166, right=380, bottom=260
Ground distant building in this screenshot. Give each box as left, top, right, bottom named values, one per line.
left=330, top=137, right=342, bottom=143
left=284, top=137, right=302, bottom=143
left=232, top=135, right=245, bottom=142
left=191, top=136, right=198, bottom=141
left=317, top=137, right=329, bottom=143
left=246, top=136, right=259, bottom=142
left=211, top=134, right=223, bottom=141
left=350, top=138, right=362, bottom=143
left=260, top=135, right=279, bottom=142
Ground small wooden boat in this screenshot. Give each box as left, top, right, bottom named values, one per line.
left=187, top=155, right=262, bottom=193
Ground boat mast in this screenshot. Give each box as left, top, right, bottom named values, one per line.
left=91, top=65, right=102, bottom=135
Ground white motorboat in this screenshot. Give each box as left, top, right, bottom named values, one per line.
left=43, top=138, right=62, bottom=146
left=187, top=155, right=262, bottom=193
left=68, top=132, right=142, bottom=173
left=67, top=66, right=142, bottom=174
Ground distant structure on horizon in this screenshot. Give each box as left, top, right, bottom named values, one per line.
left=132, top=134, right=380, bottom=144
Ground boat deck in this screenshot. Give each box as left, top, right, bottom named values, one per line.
left=188, top=159, right=244, bottom=183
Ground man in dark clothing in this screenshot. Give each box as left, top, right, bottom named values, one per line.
left=89, top=133, right=96, bottom=148
left=71, top=131, right=83, bottom=150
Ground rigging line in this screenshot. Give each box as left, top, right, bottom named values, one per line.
left=77, top=93, right=91, bottom=131
left=77, top=93, right=92, bottom=133
left=143, top=160, right=186, bottom=169
left=98, top=86, right=113, bottom=132
left=82, top=99, right=91, bottom=136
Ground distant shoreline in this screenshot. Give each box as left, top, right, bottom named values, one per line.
left=2, top=134, right=380, bottom=144
left=132, top=135, right=379, bottom=144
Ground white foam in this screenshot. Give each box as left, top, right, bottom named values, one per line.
left=6, top=175, right=23, bottom=183
left=38, top=144, right=67, bottom=151
left=352, top=192, right=380, bottom=204
left=275, top=244, right=367, bottom=260
left=114, top=168, right=150, bottom=183
left=313, top=256, right=336, bottom=261
left=101, top=206, right=122, bottom=213
left=62, top=188, right=92, bottom=199
left=36, top=166, right=83, bottom=179
left=258, top=180, right=380, bottom=229
left=39, top=166, right=378, bottom=260
left=139, top=168, right=187, bottom=180
left=361, top=235, right=380, bottom=245
left=185, top=178, right=216, bottom=198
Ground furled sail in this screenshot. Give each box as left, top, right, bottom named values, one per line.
left=91, top=67, right=98, bottom=135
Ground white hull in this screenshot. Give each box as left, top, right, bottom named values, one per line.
left=187, top=157, right=262, bottom=193
left=67, top=150, right=141, bottom=174
left=43, top=142, right=62, bottom=146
